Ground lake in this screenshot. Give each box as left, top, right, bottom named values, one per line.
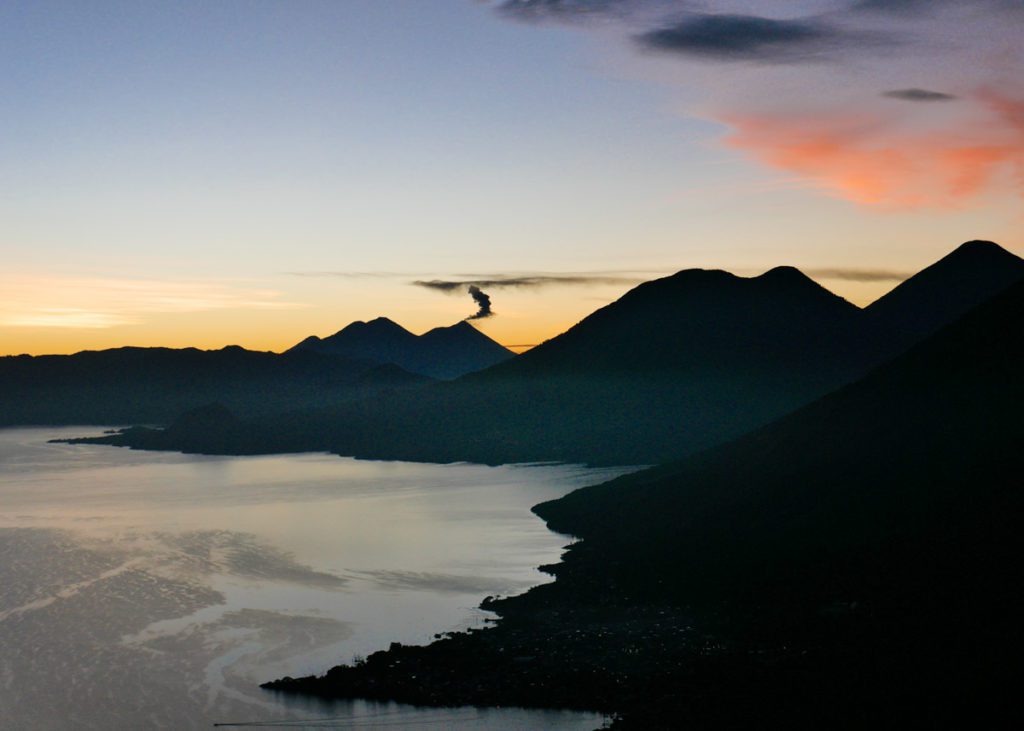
left=0, top=427, right=632, bottom=730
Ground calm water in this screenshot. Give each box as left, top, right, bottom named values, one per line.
left=0, top=427, right=632, bottom=730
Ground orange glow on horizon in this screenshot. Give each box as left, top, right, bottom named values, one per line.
left=0, top=271, right=921, bottom=358
left=0, top=317, right=561, bottom=357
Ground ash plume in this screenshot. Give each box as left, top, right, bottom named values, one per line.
left=466, top=285, right=493, bottom=320
left=410, top=271, right=653, bottom=320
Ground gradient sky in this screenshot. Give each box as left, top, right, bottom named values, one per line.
left=3, top=0, right=1022, bottom=355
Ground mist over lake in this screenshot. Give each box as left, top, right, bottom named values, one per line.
left=0, top=427, right=631, bottom=730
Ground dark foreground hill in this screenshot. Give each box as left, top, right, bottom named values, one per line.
left=290, top=318, right=513, bottom=379
left=86, top=241, right=1024, bottom=466
left=264, top=277, right=1024, bottom=728
left=0, top=345, right=428, bottom=427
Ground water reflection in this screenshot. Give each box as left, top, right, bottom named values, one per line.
left=0, top=427, right=631, bottom=729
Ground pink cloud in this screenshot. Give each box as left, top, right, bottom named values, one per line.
left=718, top=91, right=1024, bottom=210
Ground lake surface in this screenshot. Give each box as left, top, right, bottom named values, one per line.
left=0, top=427, right=632, bottom=730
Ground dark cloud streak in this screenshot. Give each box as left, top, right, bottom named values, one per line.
left=805, top=268, right=911, bottom=283
left=883, top=88, right=957, bottom=102
left=635, top=13, right=874, bottom=64
left=497, top=0, right=671, bottom=24
left=414, top=280, right=466, bottom=292
left=853, top=0, right=1024, bottom=15
left=413, top=274, right=645, bottom=290
left=851, top=0, right=938, bottom=15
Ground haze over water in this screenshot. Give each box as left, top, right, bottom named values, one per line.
left=0, top=427, right=630, bottom=730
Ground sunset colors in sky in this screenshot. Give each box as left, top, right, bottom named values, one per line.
left=3, top=0, right=1022, bottom=355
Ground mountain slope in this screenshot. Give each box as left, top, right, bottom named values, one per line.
left=269, top=271, right=1024, bottom=730
left=0, top=345, right=427, bottom=426
left=537, top=275, right=1024, bottom=596
left=865, top=239, right=1024, bottom=356
left=414, top=321, right=516, bottom=379
left=356, top=266, right=870, bottom=464
left=290, top=317, right=419, bottom=364
left=500, top=275, right=1024, bottom=727
left=290, top=317, right=513, bottom=379
left=485, top=266, right=862, bottom=377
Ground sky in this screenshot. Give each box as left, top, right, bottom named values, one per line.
left=2, top=0, right=1023, bottom=356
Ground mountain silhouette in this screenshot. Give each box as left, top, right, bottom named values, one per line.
left=483, top=265, right=861, bottom=377
left=0, top=345, right=426, bottom=427
left=97, top=266, right=871, bottom=463
left=290, top=317, right=513, bottom=379
left=64, top=240, right=1024, bottom=468
left=290, top=317, right=414, bottom=363
left=348, top=265, right=875, bottom=464
left=319, top=241, right=1023, bottom=465
left=537, top=275, right=1024, bottom=591
left=865, top=239, right=1024, bottom=356
left=516, top=276, right=1024, bottom=726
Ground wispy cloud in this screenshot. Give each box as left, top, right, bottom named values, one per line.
left=288, top=269, right=655, bottom=288
left=498, top=0, right=677, bottom=24
left=850, top=0, right=941, bottom=15
left=850, top=0, right=1024, bottom=17
left=0, top=276, right=302, bottom=329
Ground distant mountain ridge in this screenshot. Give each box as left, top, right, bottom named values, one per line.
left=0, top=345, right=429, bottom=427
left=57, top=240, right=1024, bottom=466
left=289, top=317, right=514, bottom=380
left=0, top=317, right=511, bottom=427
